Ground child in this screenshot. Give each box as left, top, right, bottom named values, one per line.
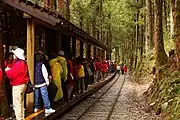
left=34, top=53, right=55, bottom=114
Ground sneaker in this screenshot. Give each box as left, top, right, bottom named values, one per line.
left=45, top=108, right=55, bottom=114
left=73, top=94, right=76, bottom=98
left=34, top=108, right=39, bottom=113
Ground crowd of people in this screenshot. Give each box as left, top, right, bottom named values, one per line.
left=0, top=47, right=127, bottom=120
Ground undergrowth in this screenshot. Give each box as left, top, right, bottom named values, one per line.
left=133, top=50, right=180, bottom=120
left=148, top=68, right=180, bottom=120
left=133, top=50, right=155, bottom=84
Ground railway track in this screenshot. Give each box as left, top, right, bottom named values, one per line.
left=57, top=74, right=126, bottom=120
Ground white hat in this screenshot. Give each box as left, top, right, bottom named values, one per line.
left=58, top=51, right=64, bottom=56
left=12, top=48, right=25, bottom=60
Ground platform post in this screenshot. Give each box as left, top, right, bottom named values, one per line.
left=97, top=48, right=100, bottom=59
left=67, top=37, right=71, bottom=57
left=62, top=35, right=70, bottom=57
left=72, top=37, right=76, bottom=59
left=56, top=31, right=62, bottom=53
left=26, top=18, right=35, bottom=113
left=103, top=50, right=105, bottom=60
left=100, top=50, right=103, bottom=60
left=94, top=47, right=96, bottom=59
left=87, top=44, right=91, bottom=59
left=0, top=13, right=10, bottom=116
left=80, top=41, right=84, bottom=58
left=106, top=52, right=110, bottom=60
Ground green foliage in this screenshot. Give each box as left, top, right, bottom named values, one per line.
left=147, top=67, right=180, bottom=119
left=70, top=0, right=180, bottom=119
left=70, top=0, right=136, bottom=49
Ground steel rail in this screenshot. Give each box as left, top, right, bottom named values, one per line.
left=106, top=74, right=126, bottom=120
left=76, top=74, right=121, bottom=120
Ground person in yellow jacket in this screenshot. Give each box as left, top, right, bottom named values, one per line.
left=57, top=51, right=69, bottom=101
left=49, top=53, right=63, bottom=102
left=57, top=51, right=68, bottom=81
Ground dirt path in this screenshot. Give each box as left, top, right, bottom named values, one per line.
left=109, top=75, right=160, bottom=120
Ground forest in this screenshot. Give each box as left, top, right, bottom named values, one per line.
left=69, top=0, right=180, bottom=119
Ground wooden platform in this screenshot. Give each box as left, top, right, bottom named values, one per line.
left=24, top=73, right=116, bottom=120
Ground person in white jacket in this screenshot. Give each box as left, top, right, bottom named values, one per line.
left=34, top=53, right=55, bottom=114
left=117, top=65, right=121, bottom=74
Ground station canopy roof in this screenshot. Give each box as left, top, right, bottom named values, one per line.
left=2, top=0, right=111, bottom=52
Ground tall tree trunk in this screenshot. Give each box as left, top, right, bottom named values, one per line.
left=170, top=0, right=175, bottom=40
left=92, top=6, right=97, bottom=38
left=172, top=0, right=180, bottom=70
left=85, top=19, right=90, bottom=34
left=140, top=25, right=144, bottom=61
left=134, top=7, right=140, bottom=70
left=131, top=26, right=136, bottom=71
left=139, top=0, right=145, bottom=61
left=108, top=14, right=112, bottom=50
left=121, top=47, right=125, bottom=64
left=79, top=16, right=84, bottom=29
left=115, top=46, right=119, bottom=63
left=99, top=0, right=103, bottom=43
left=64, top=0, right=70, bottom=20
left=163, top=0, right=168, bottom=31
left=146, top=0, right=154, bottom=49
left=154, top=0, right=168, bottom=67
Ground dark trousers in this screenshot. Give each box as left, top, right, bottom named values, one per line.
left=5, top=77, right=12, bottom=106
left=121, top=69, right=124, bottom=75
left=61, top=80, right=69, bottom=102
left=90, top=72, right=95, bottom=84
left=77, top=77, right=85, bottom=92
left=84, top=76, right=90, bottom=90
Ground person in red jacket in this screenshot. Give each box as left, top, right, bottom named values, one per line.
left=0, top=68, right=2, bottom=86
left=66, top=57, right=75, bottom=100
left=94, top=58, right=102, bottom=82
left=114, top=61, right=117, bottom=72
left=4, top=52, right=15, bottom=106
left=5, top=48, right=28, bottom=120
left=101, top=60, right=108, bottom=79
left=123, top=65, right=128, bottom=74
